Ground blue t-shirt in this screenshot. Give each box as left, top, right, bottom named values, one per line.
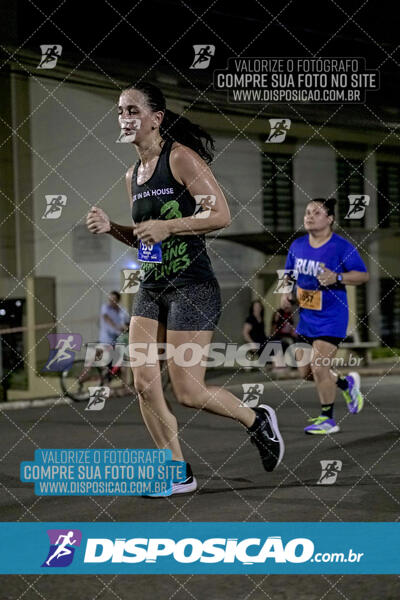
left=284, top=233, right=367, bottom=338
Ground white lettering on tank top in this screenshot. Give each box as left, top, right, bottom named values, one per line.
left=133, top=188, right=174, bottom=201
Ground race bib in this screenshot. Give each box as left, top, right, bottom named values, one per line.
left=297, top=286, right=322, bottom=310
left=138, top=241, right=162, bottom=263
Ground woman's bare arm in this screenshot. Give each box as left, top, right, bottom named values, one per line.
left=167, top=144, right=231, bottom=235
left=107, top=222, right=138, bottom=247
left=243, top=323, right=253, bottom=343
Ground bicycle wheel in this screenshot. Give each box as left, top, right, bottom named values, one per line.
left=60, top=360, right=105, bottom=402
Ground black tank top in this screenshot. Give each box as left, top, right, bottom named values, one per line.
left=131, top=139, right=215, bottom=289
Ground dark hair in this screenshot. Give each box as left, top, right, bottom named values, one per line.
left=307, top=197, right=336, bottom=227
left=110, top=291, right=121, bottom=301
left=249, top=299, right=265, bottom=320
left=123, top=82, right=215, bottom=163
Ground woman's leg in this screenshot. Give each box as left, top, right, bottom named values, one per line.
left=166, top=329, right=256, bottom=428
left=304, top=339, right=340, bottom=434
left=130, top=316, right=184, bottom=461
left=310, top=339, right=338, bottom=407
left=167, top=328, right=285, bottom=471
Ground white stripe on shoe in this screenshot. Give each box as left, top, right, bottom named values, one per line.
left=257, top=404, right=285, bottom=468
left=171, top=477, right=198, bottom=495
left=348, top=371, right=361, bottom=389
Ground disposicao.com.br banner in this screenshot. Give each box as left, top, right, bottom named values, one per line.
left=0, top=522, right=398, bottom=575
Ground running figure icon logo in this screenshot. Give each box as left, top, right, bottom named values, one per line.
left=42, top=195, right=67, bottom=219
left=37, top=45, right=62, bottom=69
left=193, top=194, right=216, bottom=219
left=242, top=383, right=264, bottom=408
left=43, top=334, right=82, bottom=372
left=273, top=269, right=298, bottom=294
left=190, top=45, right=216, bottom=69
left=121, top=269, right=143, bottom=294
left=42, top=529, right=82, bottom=567
left=86, top=386, right=110, bottom=411
left=116, top=118, right=141, bottom=143
left=265, top=119, right=291, bottom=143
left=345, top=195, right=370, bottom=219
left=317, top=460, right=343, bottom=485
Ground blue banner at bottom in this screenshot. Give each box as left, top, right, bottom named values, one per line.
left=0, top=522, right=398, bottom=574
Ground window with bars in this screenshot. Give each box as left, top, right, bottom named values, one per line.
left=262, top=153, right=293, bottom=232
left=377, top=162, right=400, bottom=229
left=380, top=278, right=400, bottom=347
left=336, top=157, right=365, bottom=228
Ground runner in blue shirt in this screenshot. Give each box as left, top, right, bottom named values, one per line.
left=282, top=198, right=369, bottom=434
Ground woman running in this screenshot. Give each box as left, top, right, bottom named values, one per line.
left=86, top=82, right=284, bottom=493
left=281, top=198, right=369, bottom=434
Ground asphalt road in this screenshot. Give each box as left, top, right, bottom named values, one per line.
left=0, top=373, right=399, bottom=599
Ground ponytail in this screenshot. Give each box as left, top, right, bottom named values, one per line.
left=160, top=109, right=215, bottom=164
left=124, top=82, right=215, bottom=164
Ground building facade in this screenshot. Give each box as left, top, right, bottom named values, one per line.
left=1, top=58, right=399, bottom=398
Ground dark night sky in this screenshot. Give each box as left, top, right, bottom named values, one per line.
left=2, top=1, right=399, bottom=117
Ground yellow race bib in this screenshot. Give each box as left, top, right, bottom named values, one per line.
left=297, top=286, right=322, bottom=310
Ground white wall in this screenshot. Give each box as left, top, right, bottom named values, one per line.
left=29, top=78, right=138, bottom=341
left=293, top=144, right=337, bottom=229
left=210, top=135, right=265, bottom=285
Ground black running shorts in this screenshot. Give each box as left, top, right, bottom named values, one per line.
left=132, top=278, right=222, bottom=331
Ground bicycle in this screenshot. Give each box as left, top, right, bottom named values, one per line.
left=59, top=335, right=170, bottom=402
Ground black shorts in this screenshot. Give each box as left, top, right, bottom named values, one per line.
left=297, top=334, right=344, bottom=348
left=132, top=278, right=222, bottom=331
